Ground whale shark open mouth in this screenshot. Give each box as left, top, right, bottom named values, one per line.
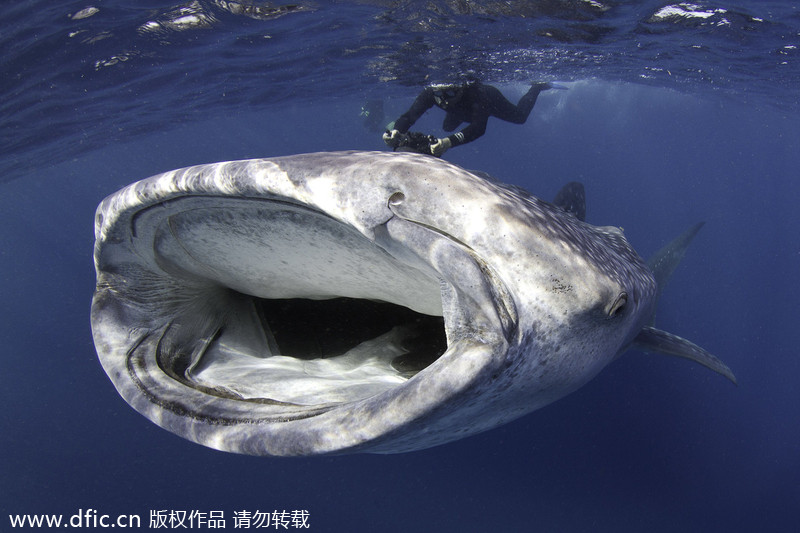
left=111, top=195, right=514, bottom=408
left=157, top=295, right=448, bottom=406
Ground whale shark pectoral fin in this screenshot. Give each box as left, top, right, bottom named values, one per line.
left=645, top=222, right=705, bottom=326
left=647, top=222, right=705, bottom=293
left=634, top=326, right=737, bottom=385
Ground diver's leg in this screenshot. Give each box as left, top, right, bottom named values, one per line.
left=488, top=83, right=546, bottom=124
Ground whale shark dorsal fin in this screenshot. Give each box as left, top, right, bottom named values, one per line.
left=648, top=222, right=705, bottom=292
left=552, top=181, right=586, bottom=222
left=634, top=326, right=737, bottom=384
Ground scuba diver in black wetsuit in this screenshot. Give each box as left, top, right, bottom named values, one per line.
left=383, top=80, right=563, bottom=157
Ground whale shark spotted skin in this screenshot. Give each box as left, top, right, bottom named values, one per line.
left=91, top=151, right=734, bottom=456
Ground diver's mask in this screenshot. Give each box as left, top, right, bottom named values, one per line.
left=432, top=86, right=464, bottom=108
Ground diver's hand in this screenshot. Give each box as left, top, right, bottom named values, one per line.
left=383, top=129, right=401, bottom=148
left=430, top=137, right=452, bottom=157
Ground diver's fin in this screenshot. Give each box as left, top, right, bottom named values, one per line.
left=552, top=181, right=586, bottom=222
left=634, top=326, right=737, bottom=385
left=648, top=222, right=704, bottom=292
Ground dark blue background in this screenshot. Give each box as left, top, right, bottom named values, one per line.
left=2, top=82, right=799, bottom=531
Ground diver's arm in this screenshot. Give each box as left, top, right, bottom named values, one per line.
left=447, top=114, right=488, bottom=146
left=393, top=88, right=436, bottom=133
left=430, top=116, right=487, bottom=157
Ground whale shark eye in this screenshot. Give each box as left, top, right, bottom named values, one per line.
left=389, top=191, right=405, bottom=206
left=608, top=292, right=628, bottom=318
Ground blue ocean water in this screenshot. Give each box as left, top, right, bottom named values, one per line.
left=1, top=1, right=799, bottom=531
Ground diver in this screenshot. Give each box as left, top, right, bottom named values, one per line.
left=383, top=80, right=563, bottom=157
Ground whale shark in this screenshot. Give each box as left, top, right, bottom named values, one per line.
left=91, top=151, right=735, bottom=456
